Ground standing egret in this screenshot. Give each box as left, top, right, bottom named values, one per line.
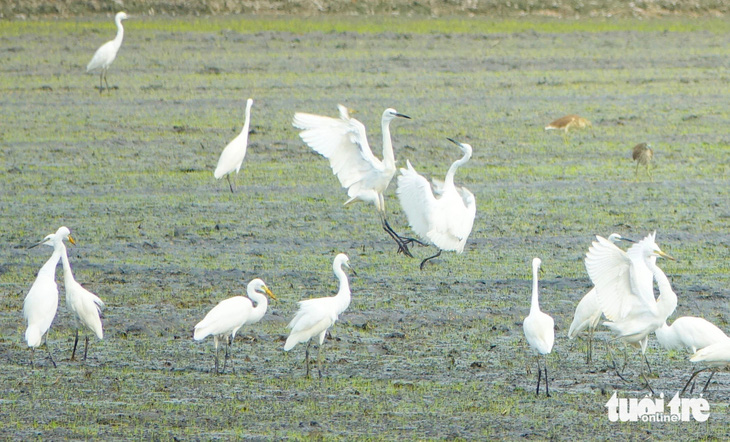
left=284, top=253, right=355, bottom=378
left=655, top=316, right=729, bottom=354
left=585, top=232, right=675, bottom=391
left=86, top=12, right=129, bottom=94
left=523, top=258, right=554, bottom=397
left=59, top=238, right=104, bottom=362
left=214, top=98, right=254, bottom=193
left=194, top=278, right=276, bottom=374
left=396, top=138, right=476, bottom=270
left=682, top=340, right=730, bottom=394
left=632, top=142, right=654, bottom=181
left=293, top=106, right=415, bottom=256
left=23, top=227, right=74, bottom=368
left=568, top=233, right=634, bottom=364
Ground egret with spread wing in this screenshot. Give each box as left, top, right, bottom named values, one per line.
left=293, top=106, right=414, bottom=256
left=396, top=138, right=476, bottom=269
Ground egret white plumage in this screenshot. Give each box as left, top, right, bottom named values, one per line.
left=683, top=340, right=730, bottom=394
left=23, top=227, right=74, bottom=368
left=194, top=278, right=276, bottom=374
left=396, top=138, right=476, bottom=270
left=86, top=12, right=129, bottom=94
left=293, top=106, right=415, bottom=256
left=585, top=232, right=675, bottom=390
left=568, top=233, right=633, bottom=363
left=523, top=258, right=554, bottom=397
left=284, top=253, right=354, bottom=378
left=214, top=98, right=254, bottom=193
left=59, top=237, right=104, bottom=362
left=655, top=316, right=729, bottom=354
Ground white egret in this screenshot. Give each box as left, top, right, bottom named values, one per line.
left=568, top=233, right=633, bottom=363
left=396, top=138, right=476, bottom=270
left=655, top=316, right=729, bottom=354
left=284, top=253, right=354, bottom=378
left=293, top=105, right=415, bottom=256
left=683, top=340, right=730, bottom=394
left=23, top=227, right=74, bottom=368
left=86, top=12, right=129, bottom=94
left=523, top=257, right=554, bottom=397
left=214, top=98, right=254, bottom=193
left=59, top=238, right=104, bottom=362
left=585, top=232, right=675, bottom=390
left=194, top=278, right=276, bottom=374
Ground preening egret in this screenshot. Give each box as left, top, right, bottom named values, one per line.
left=683, top=340, right=730, bottom=394
left=59, top=238, right=104, bottom=362
left=23, top=227, right=74, bottom=368
left=544, top=114, right=591, bottom=133
left=396, top=138, right=476, bottom=270
left=585, top=232, right=675, bottom=391
left=214, top=98, right=254, bottom=193
left=293, top=106, right=415, bottom=256
left=632, top=142, right=653, bottom=181
left=655, top=316, right=729, bottom=354
left=86, top=12, right=129, bottom=94
left=523, top=258, right=554, bottom=397
left=568, top=233, right=633, bottom=364
left=194, top=278, right=276, bottom=374
left=284, top=253, right=354, bottom=378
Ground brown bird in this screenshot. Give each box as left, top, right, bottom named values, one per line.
left=545, top=114, right=592, bottom=133
left=632, top=142, right=654, bottom=180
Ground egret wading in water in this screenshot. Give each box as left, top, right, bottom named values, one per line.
left=396, top=138, right=476, bottom=270
left=568, top=233, right=634, bottom=364
left=214, top=98, right=254, bottom=193
left=523, top=258, right=554, bottom=397
left=284, top=254, right=355, bottom=378
left=683, top=340, right=730, bottom=394
left=585, top=232, right=676, bottom=392
left=86, top=12, right=129, bottom=94
left=293, top=106, right=416, bottom=257
left=23, top=227, right=75, bottom=368
left=194, top=278, right=276, bottom=374
left=632, top=142, right=654, bottom=181
left=59, top=237, right=105, bottom=362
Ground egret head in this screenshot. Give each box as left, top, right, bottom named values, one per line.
left=607, top=233, right=635, bottom=244
left=30, top=226, right=74, bottom=249
left=249, top=278, right=276, bottom=300
left=116, top=12, right=129, bottom=21
left=532, top=257, right=542, bottom=271
left=633, top=231, right=675, bottom=262
left=447, top=138, right=473, bottom=159
left=334, top=253, right=357, bottom=276
left=382, top=108, right=411, bottom=122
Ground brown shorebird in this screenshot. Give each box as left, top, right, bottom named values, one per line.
left=545, top=114, right=591, bottom=133
left=632, top=142, right=653, bottom=180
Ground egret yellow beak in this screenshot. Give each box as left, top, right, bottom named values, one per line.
left=68, top=235, right=76, bottom=245
left=264, top=286, right=277, bottom=300
left=656, top=249, right=676, bottom=261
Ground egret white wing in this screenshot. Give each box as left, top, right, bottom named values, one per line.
left=194, top=297, right=252, bottom=340
left=396, top=160, right=436, bottom=242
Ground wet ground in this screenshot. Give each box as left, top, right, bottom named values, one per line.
left=1, top=15, right=729, bottom=439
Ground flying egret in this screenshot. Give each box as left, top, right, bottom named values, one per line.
left=194, top=278, right=276, bottom=374
left=655, top=316, right=729, bottom=354
left=568, top=233, right=634, bottom=364
left=86, top=12, right=129, bottom=94
left=523, top=257, right=554, bottom=397
left=23, top=227, right=74, bottom=368
left=632, top=142, right=654, bottom=181
left=214, top=98, right=254, bottom=193
left=59, top=237, right=104, bottom=362
left=682, top=340, right=730, bottom=394
left=396, top=138, right=476, bottom=270
left=544, top=114, right=591, bottom=133
left=585, top=232, right=675, bottom=391
left=293, top=105, right=415, bottom=256
left=284, top=253, right=355, bottom=378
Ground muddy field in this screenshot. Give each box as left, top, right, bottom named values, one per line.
left=1, top=15, right=729, bottom=439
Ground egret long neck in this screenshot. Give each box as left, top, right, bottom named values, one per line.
left=530, top=265, right=541, bottom=315
left=649, top=260, right=677, bottom=319
left=38, top=245, right=63, bottom=278
left=241, top=102, right=253, bottom=135
left=444, top=151, right=471, bottom=189
left=248, top=290, right=269, bottom=323
left=113, top=17, right=125, bottom=49
left=334, top=264, right=351, bottom=314
left=381, top=119, right=396, bottom=168
left=58, top=243, right=76, bottom=287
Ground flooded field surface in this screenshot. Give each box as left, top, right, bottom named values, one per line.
left=1, top=15, right=729, bottom=439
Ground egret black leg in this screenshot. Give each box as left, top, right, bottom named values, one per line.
left=226, top=175, right=235, bottom=193
left=71, top=329, right=80, bottom=361
left=98, top=72, right=104, bottom=94
left=382, top=218, right=413, bottom=258
left=46, top=341, right=57, bottom=368
left=83, top=335, right=89, bottom=362
left=305, top=341, right=311, bottom=378
left=702, top=370, right=716, bottom=393
left=214, top=345, right=220, bottom=375
left=317, top=343, right=324, bottom=379
left=681, top=368, right=709, bottom=395
left=544, top=364, right=550, bottom=397
left=535, top=357, right=541, bottom=396
left=419, top=250, right=442, bottom=270
left=103, top=71, right=110, bottom=94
